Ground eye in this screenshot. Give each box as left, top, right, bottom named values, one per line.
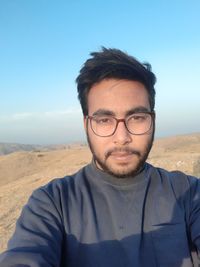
left=94, top=116, right=114, bottom=124
left=129, top=113, right=148, bottom=122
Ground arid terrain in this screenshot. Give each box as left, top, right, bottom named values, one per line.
left=0, top=133, right=200, bottom=252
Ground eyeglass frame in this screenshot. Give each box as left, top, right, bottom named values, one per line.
left=86, top=111, right=155, bottom=137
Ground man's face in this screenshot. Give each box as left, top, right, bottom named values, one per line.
left=84, top=78, right=155, bottom=178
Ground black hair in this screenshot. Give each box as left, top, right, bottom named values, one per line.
left=76, top=47, right=156, bottom=116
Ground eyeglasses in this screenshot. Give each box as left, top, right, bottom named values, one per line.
left=86, top=112, right=155, bottom=137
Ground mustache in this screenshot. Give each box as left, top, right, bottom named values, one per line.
left=105, top=147, right=141, bottom=160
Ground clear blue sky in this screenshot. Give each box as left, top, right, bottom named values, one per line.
left=0, top=0, right=200, bottom=144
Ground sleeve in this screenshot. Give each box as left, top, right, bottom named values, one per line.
left=0, top=186, right=64, bottom=267
left=188, top=176, right=200, bottom=251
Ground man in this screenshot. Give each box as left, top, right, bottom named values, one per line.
left=0, top=47, right=200, bottom=266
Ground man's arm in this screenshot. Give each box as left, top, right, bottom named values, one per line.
left=0, top=187, right=64, bottom=267
left=189, top=178, right=200, bottom=251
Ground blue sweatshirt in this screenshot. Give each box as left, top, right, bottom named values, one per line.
left=0, top=162, right=200, bottom=266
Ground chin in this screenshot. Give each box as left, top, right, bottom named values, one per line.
left=104, top=160, right=145, bottom=178
left=108, top=169, right=139, bottom=178
left=105, top=163, right=142, bottom=178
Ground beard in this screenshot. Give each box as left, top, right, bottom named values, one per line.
left=86, top=129, right=154, bottom=178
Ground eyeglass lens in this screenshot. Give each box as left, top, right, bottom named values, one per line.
left=89, top=113, right=153, bottom=137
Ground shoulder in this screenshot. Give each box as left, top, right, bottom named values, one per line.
left=27, top=164, right=90, bottom=213
left=35, top=164, right=89, bottom=197
left=147, top=163, right=200, bottom=198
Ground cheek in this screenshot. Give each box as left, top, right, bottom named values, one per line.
left=90, top=134, right=105, bottom=148
left=88, top=129, right=109, bottom=152
left=133, top=133, right=153, bottom=147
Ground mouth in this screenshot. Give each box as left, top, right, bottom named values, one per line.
left=105, top=148, right=141, bottom=164
left=109, top=151, right=135, bottom=162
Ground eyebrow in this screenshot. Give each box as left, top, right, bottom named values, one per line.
left=125, top=107, right=151, bottom=117
left=92, top=106, right=151, bottom=117
left=92, top=109, right=115, bottom=116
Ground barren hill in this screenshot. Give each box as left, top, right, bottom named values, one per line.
left=149, top=133, right=200, bottom=177
left=0, top=143, right=43, bottom=156
left=0, top=133, right=200, bottom=252
left=0, top=142, right=81, bottom=156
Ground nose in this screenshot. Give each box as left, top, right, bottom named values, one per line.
left=113, top=120, right=132, bottom=145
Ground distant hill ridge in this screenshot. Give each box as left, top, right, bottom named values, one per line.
left=0, top=143, right=42, bottom=155
left=0, top=142, right=86, bottom=156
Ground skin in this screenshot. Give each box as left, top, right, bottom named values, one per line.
left=84, top=78, right=155, bottom=178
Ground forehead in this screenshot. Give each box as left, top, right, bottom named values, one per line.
left=87, top=79, right=150, bottom=115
